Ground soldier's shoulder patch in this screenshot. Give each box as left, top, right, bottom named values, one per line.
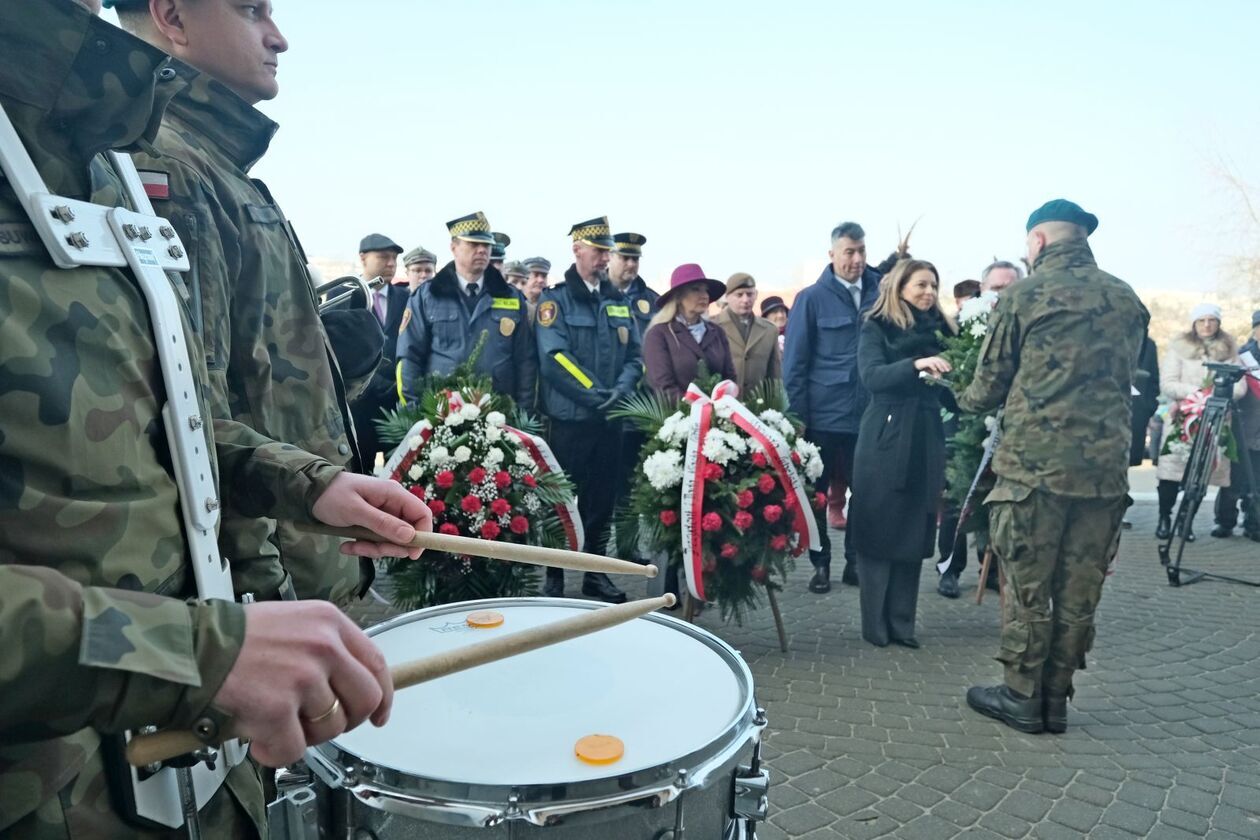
left=137, top=169, right=170, bottom=201
left=399, top=307, right=412, bottom=334
left=636, top=298, right=650, bottom=315
left=538, top=300, right=558, bottom=327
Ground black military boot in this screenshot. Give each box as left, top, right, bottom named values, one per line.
left=543, top=567, right=565, bottom=598
left=840, top=561, right=859, bottom=586
left=1043, top=691, right=1069, bottom=734
left=966, top=685, right=1045, bottom=734
left=1155, top=515, right=1171, bottom=539
left=808, top=566, right=831, bottom=594
left=1211, top=524, right=1233, bottom=538
left=581, top=572, right=627, bottom=603
left=937, top=570, right=961, bottom=599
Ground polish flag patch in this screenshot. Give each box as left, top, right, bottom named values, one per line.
left=137, top=170, right=169, bottom=200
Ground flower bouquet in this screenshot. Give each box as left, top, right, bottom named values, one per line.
left=1160, top=386, right=1238, bottom=463
left=613, top=378, right=823, bottom=624
left=377, top=364, right=578, bottom=609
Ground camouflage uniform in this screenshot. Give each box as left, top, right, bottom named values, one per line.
left=0, top=4, right=342, bottom=835
left=958, top=238, right=1148, bottom=697
left=128, top=68, right=363, bottom=605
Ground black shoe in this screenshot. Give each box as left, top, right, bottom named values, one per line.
left=581, top=572, right=627, bottom=603
left=1245, top=529, right=1260, bottom=543
left=892, top=637, right=921, bottom=649
left=808, top=567, right=831, bottom=594
left=863, top=634, right=888, bottom=647
left=1044, top=692, right=1068, bottom=734
left=966, top=684, right=1045, bottom=734
left=840, top=563, right=859, bottom=586
left=937, top=570, right=961, bottom=599
left=1211, top=525, right=1233, bottom=539
left=543, top=569, right=565, bottom=598
left=1155, top=515, right=1171, bottom=540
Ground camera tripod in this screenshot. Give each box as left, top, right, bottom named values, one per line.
left=1158, top=362, right=1260, bottom=586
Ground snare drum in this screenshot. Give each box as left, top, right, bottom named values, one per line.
left=297, top=597, right=769, bottom=838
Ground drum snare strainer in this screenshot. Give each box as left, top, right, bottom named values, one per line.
left=304, top=597, right=769, bottom=838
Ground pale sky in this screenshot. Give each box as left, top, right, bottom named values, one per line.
left=112, top=1, right=1260, bottom=299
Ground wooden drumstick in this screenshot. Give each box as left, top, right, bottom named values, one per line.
left=125, top=594, right=676, bottom=767
left=296, top=522, right=658, bottom=579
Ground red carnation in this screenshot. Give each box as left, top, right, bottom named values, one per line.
left=408, top=485, right=426, bottom=501
left=770, top=534, right=789, bottom=551
left=427, top=499, right=446, bottom=517
left=733, top=511, right=754, bottom=530
left=736, top=489, right=754, bottom=509
left=461, top=495, right=483, bottom=513
left=813, top=492, right=827, bottom=510
left=751, top=452, right=768, bottom=468
left=494, top=470, right=512, bottom=488
left=510, top=515, right=530, bottom=535
left=523, top=473, right=538, bottom=488
left=791, top=451, right=802, bottom=465
left=703, top=463, right=724, bottom=481
left=751, top=565, right=768, bottom=582
left=490, top=498, right=511, bottom=517
left=659, top=509, right=679, bottom=527
left=762, top=504, right=783, bottom=523
left=757, top=474, right=776, bottom=494
left=435, top=470, right=455, bottom=489
left=480, top=521, right=502, bottom=540
left=720, top=543, right=738, bottom=559
left=701, top=512, right=723, bottom=532
left=702, top=557, right=717, bottom=572
left=468, top=467, right=487, bottom=485
left=783, top=494, right=797, bottom=509
left=439, top=522, right=460, bottom=536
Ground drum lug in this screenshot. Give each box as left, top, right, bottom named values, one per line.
left=731, top=765, right=770, bottom=822
left=267, top=781, right=318, bottom=840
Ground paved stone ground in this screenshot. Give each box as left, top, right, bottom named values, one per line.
left=349, top=494, right=1260, bottom=839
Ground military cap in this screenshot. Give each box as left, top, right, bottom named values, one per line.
left=359, top=232, right=403, bottom=254
left=760, top=295, right=788, bottom=318
left=613, top=232, right=647, bottom=256
left=726, top=272, right=756, bottom=294
left=403, top=246, right=437, bottom=266
left=1026, top=199, right=1098, bottom=235
left=446, top=211, right=496, bottom=244
left=490, top=231, right=511, bottom=259
left=523, top=256, right=552, bottom=274
left=502, top=260, right=529, bottom=279
left=569, top=216, right=615, bottom=250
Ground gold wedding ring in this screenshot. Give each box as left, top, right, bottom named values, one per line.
left=305, top=697, right=340, bottom=724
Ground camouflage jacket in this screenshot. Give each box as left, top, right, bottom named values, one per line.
left=0, top=4, right=341, bottom=833
left=958, top=238, right=1149, bottom=498
left=129, top=68, right=362, bottom=604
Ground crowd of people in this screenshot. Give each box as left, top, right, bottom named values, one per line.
left=3, top=0, right=1258, bottom=837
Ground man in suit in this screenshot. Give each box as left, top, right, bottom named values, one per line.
left=350, top=233, right=408, bottom=465
left=784, top=222, right=883, bottom=593
left=713, top=273, right=781, bottom=394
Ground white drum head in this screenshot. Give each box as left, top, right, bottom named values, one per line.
left=331, top=601, right=746, bottom=786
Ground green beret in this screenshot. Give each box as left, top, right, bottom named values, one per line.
left=1026, top=199, right=1098, bottom=235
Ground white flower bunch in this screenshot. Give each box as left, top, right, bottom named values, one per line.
left=794, top=438, right=825, bottom=481
left=657, top=411, right=692, bottom=447
left=968, top=320, right=987, bottom=339
left=758, top=408, right=795, bottom=440
left=444, top=411, right=464, bottom=427
left=958, top=291, right=999, bottom=325
left=486, top=410, right=507, bottom=427
left=454, top=445, right=472, bottom=463
left=484, top=425, right=503, bottom=442
left=426, top=445, right=451, bottom=465
left=643, top=449, right=684, bottom=490
left=515, top=448, right=535, bottom=467
left=460, top=402, right=481, bottom=421
left=484, top=447, right=505, bottom=466
left=407, top=464, right=423, bottom=481
left=702, top=427, right=747, bottom=466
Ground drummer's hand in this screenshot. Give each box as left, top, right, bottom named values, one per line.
left=213, top=601, right=394, bottom=767
left=311, top=472, right=433, bottom=559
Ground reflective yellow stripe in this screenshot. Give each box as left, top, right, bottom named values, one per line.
left=396, top=360, right=406, bottom=405
left=605, top=305, right=630, bottom=318
left=554, top=352, right=593, bottom=389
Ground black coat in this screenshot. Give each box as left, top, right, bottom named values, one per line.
left=849, top=308, right=956, bottom=563
left=1129, top=336, right=1160, bottom=465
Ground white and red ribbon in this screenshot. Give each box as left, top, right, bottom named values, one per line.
left=504, top=426, right=584, bottom=552
left=678, top=380, right=821, bottom=602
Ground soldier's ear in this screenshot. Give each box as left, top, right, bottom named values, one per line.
left=150, top=0, right=190, bottom=48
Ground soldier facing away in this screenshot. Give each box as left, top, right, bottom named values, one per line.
left=957, top=199, right=1149, bottom=735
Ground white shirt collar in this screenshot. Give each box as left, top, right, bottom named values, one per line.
left=456, top=272, right=485, bottom=295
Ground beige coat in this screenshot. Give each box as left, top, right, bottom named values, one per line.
left=713, top=307, right=782, bottom=394
left=1157, top=333, right=1245, bottom=485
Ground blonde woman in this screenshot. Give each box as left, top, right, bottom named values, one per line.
left=641, top=264, right=736, bottom=402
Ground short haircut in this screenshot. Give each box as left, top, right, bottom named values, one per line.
left=981, top=260, right=1024, bottom=285
left=830, top=222, right=866, bottom=244
left=953, top=279, right=981, bottom=299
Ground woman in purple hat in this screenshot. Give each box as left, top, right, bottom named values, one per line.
left=642, top=264, right=737, bottom=402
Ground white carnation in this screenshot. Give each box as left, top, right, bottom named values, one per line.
left=486, top=411, right=506, bottom=427
left=454, top=445, right=472, bottom=463
left=958, top=291, right=999, bottom=324
left=408, top=464, right=422, bottom=481
left=484, top=448, right=505, bottom=466
left=643, top=449, right=684, bottom=490
left=460, top=403, right=481, bottom=421
left=515, top=448, right=535, bottom=466
left=484, top=425, right=503, bottom=442
left=444, top=412, right=464, bottom=427
left=657, top=412, right=691, bottom=446
left=758, top=409, right=785, bottom=426
left=427, top=445, right=450, bottom=464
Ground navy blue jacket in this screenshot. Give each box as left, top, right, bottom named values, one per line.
left=536, top=266, right=643, bottom=422
left=783, top=264, right=882, bottom=434
left=621, top=275, right=660, bottom=336
left=396, top=262, right=537, bottom=407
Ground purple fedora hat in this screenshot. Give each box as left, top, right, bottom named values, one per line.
left=658, top=263, right=727, bottom=307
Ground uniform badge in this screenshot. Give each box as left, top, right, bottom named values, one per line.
left=500, top=317, right=516, bottom=337
left=636, top=299, right=650, bottom=315
left=617, top=326, right=629, bottom=345
left=399, top=308, right=412, bottom=333
left=137, top=169, right=170, bottom=201
left=538, top=301, right=558, bottom=327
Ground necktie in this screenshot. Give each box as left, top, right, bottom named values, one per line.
left=467, top=282, right=479, bottom=299
left=372, top=290, right=386, bottom=325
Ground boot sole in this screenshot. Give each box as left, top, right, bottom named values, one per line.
left=967, top=698, right=1045, bottom=734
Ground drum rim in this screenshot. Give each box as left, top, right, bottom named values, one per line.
left=312, top=596, right=758, bottom=821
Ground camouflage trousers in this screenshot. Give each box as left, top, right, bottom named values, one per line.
left=4, top=740, right=265, bottom=839
left=987, top=478, right=1130, bottom=698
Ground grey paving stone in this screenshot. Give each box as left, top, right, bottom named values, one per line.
left=1000, top=790, right=1054, bottom=823
left=1047, top=799, right=1103, bottom=832
left=770, top=803, right=836, bottom=836
left=1102, top=800, right=1159, bottom=835
left=977, top=810, right=1032, bottom=839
